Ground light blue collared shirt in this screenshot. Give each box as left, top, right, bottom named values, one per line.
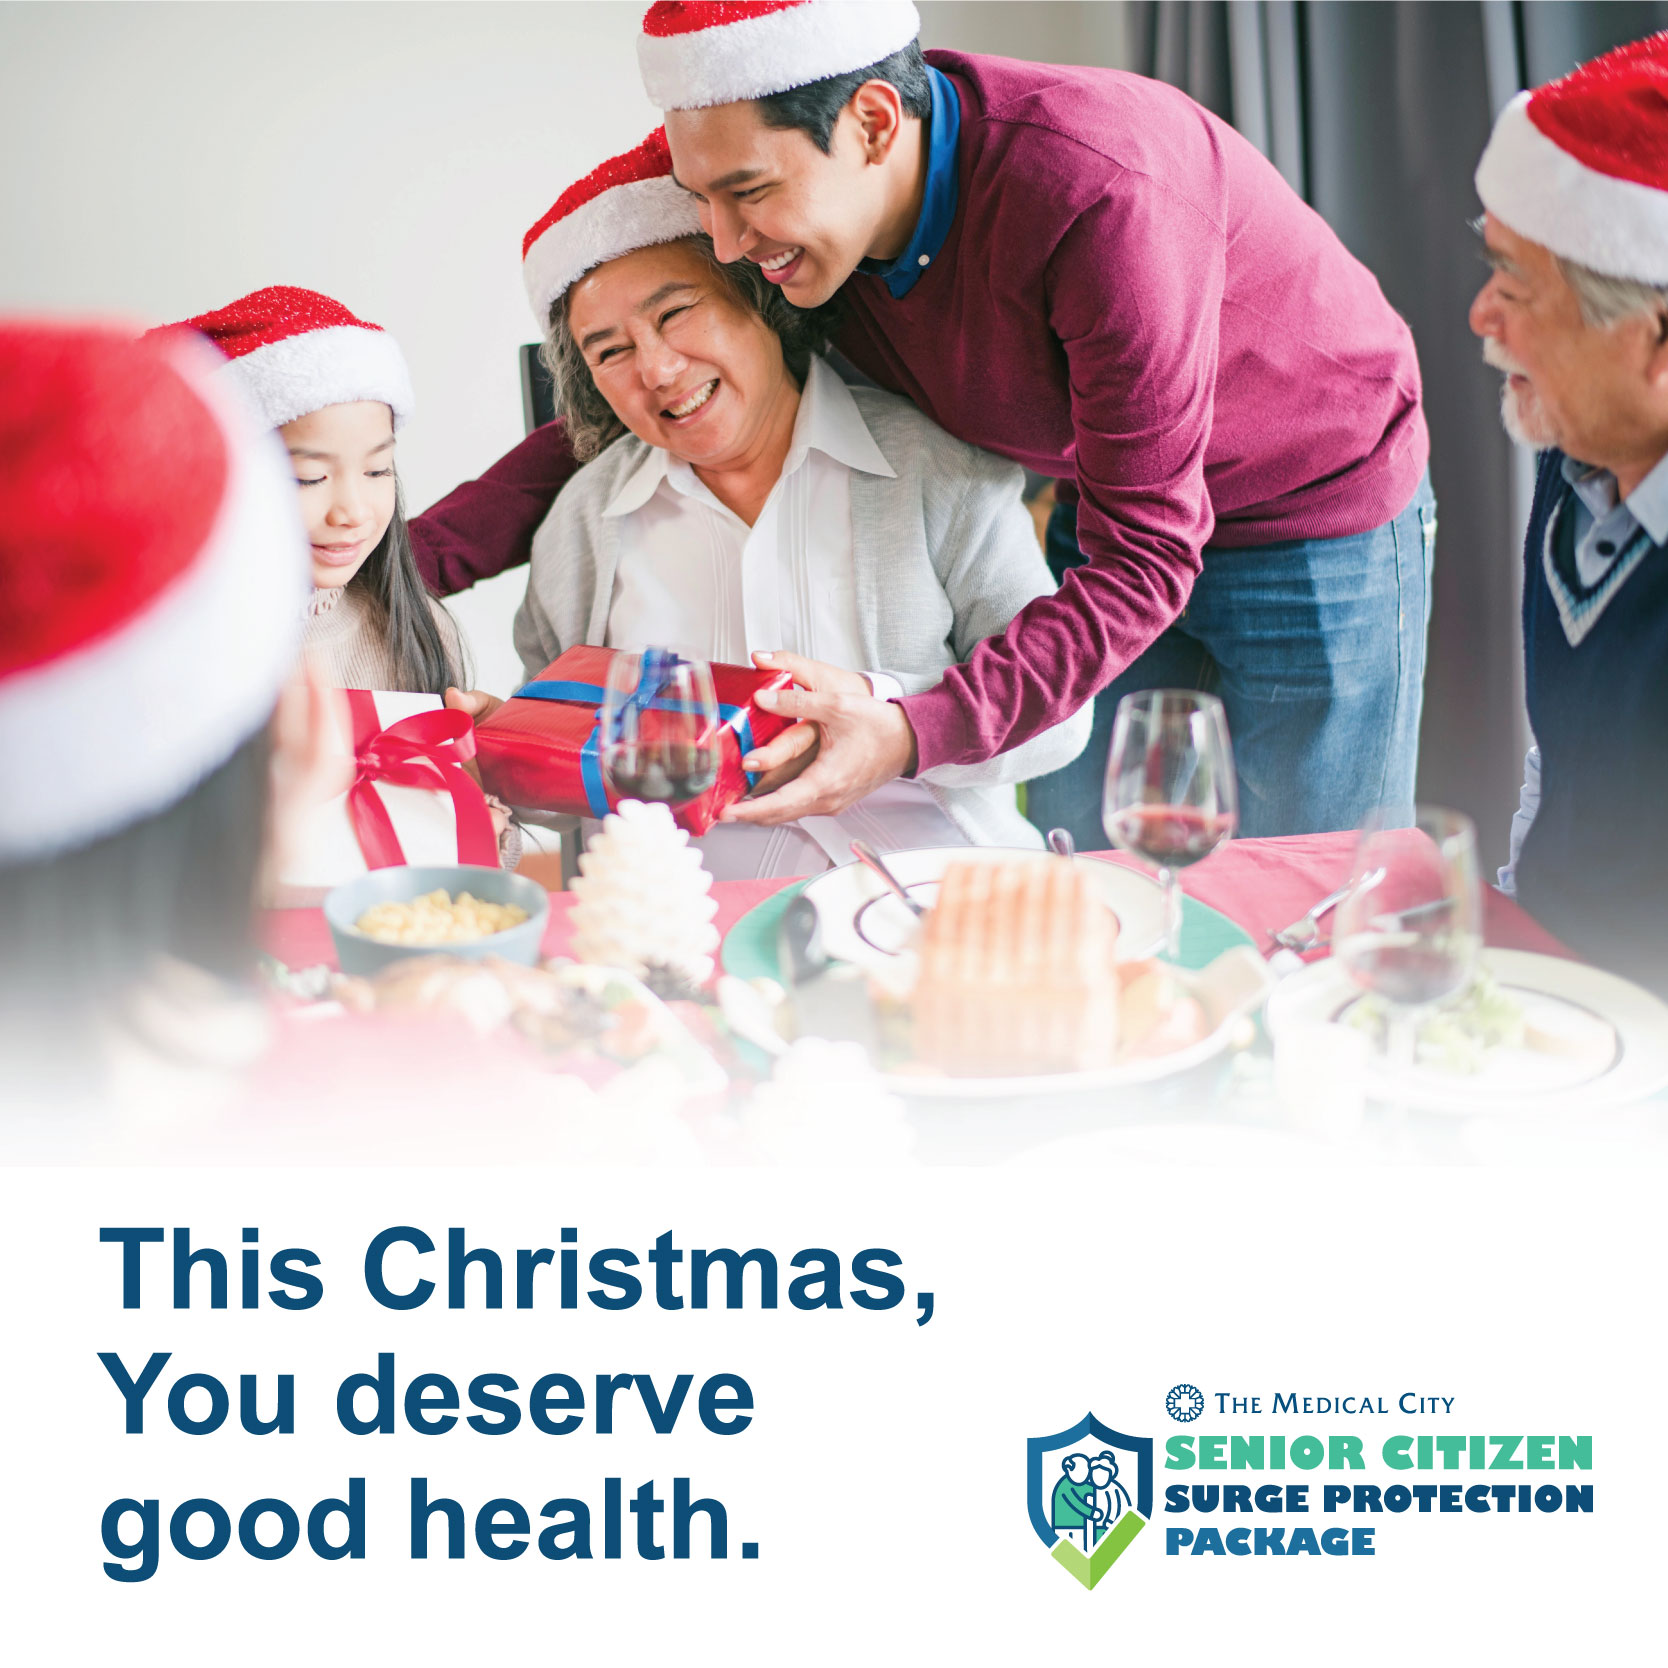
left=1561, top=449, right=1668, bottom=588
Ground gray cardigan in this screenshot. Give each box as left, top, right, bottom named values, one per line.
left=513, top=373, right=1089, bottom=849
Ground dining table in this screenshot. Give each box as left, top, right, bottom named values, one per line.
left=257, top=831, right=1572, bottom=974
left=253, top=833, right=1639, bottom=1168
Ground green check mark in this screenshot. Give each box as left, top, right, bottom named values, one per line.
left=1051, top=1512, right=1146, bottom=1590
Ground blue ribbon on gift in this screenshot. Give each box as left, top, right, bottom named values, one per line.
left=514, top=651, right=758, bottom=818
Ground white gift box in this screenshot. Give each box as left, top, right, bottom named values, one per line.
left=272, top=690, right=497, bottom=907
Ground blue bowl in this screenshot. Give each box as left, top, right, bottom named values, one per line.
left=323, top=864, right=551, bottom=977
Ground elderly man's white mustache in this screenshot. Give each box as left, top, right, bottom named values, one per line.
left=1482, top=338, right=1528, bottom=378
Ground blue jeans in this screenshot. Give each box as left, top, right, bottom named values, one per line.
left=1025, top=474, right=1436, bottom=844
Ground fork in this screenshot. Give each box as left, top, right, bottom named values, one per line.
left=1268, top=869, right=1382, bottom=953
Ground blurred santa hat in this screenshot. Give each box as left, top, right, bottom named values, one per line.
left=638, top=1, right=921, bottom=110
left=0, top=320, right=308, bottom=862
left=156, top=285, right=415, bottom=431
left=1476, top=31, right=1668, bottom=284
left=522, top=127, right=703, bottom=325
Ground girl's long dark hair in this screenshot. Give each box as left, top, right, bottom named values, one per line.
left=347, top=482, right=468, bottom=695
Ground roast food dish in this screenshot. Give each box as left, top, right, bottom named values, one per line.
left=353, top=889, right=529, bottom=946
left=333, top=954, right=610, bottom=1043
left=905, top=859, right=1209, bottom=1077
left=323, top=953, right=730, bottom=1094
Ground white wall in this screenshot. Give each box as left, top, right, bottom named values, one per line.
left=1, top=0, right=659, bottom=695
left=918, top=0, right=1126, bottom=66
left=0, top=1, right=1127, bottom=696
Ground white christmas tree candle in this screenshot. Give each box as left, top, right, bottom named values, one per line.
left=568, top=800, right=720, bottom=989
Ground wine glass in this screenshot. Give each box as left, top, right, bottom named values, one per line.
left=598, top=648, right=722, bottom=807
left=1102, top=690, right=1238, bottom=961
left=1332, top=806, right=1482, bottom=1074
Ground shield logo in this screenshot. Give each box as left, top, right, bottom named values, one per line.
left=1027, top=1413, right=1154, bottom=1590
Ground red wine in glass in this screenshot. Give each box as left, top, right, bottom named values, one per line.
left=1104, top=804, right=1235, bottom=869
left=598, top=650, right=722, bottom=809
left=1102, top=690, right=1238, bottom=959
left=602, top=742, right=720, bottom=805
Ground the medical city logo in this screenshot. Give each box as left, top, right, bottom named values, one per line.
left=1026, top=1413, right=1154, bottom=1590
left=1167, top=1383, right=1205, bottom=1422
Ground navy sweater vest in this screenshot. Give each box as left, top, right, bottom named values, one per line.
left=1517, top=450, right=1668, bottom=993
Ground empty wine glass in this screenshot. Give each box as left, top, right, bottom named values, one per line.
left=1333, top=806, right=1482, bottom=1073
left=599, top=648, right=721, bottom=807
left=1102, top=689, right=1238, bottom=961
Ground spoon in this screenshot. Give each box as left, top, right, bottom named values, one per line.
left=849, top=840, right=926, bottom=917
left=1047, top=827, right=1076, bottom=859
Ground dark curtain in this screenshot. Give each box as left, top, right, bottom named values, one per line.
left=1126, top=1, right=1668, bottom=864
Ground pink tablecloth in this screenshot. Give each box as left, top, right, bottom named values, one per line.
left=257, top=833, right=1571, bottom=971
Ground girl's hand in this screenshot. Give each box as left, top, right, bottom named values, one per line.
left=445, top=686, right=503, bottom=724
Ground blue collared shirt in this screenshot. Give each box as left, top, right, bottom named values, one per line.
left=855, top=63, right=960, bottom=299
left=1561, top=449, right=1668, bottom=588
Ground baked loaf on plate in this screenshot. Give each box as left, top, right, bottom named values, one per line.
left=912, top=859, right=1120, bottom=1075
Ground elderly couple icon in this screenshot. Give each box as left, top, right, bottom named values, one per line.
left=1050, top=1450, right=1134, bottom=1553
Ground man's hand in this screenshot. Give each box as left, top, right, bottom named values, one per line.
left=738, top=650, right=874, bottom=797
left=725, top=671, right=920, bottom=825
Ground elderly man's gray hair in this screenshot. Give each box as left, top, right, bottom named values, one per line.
left=1559, top=256, right=1668, bottom=330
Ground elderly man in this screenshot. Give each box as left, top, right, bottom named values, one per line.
left=1470, top=33, right=1668, bottom=993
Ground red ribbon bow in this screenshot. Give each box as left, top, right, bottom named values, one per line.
left=345, top=690, right=499, bottom=871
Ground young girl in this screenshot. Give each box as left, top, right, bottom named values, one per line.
left=160, top=287, right=518, bottom=861
left=161, top=287, right=466, bottom=692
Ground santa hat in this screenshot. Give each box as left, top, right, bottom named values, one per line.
left=0, top=321, right=308, bottom=863
left=159, top=286, right=415, bottom=432
left=522, top=128, right=703, bottom=326
left=638, top=1, right=920, bottom=111
left=1476, top=31, right=1668, bottom=285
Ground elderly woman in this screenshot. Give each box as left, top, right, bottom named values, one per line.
left=510, top=131, right=1087, bottom=880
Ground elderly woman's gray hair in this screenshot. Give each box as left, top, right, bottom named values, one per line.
left=541, top=234, right=836, bottom=463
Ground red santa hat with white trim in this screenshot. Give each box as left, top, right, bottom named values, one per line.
left=0, top=320, right=308, bottom=863
left=159, top=286, right=415, bottom=432
left=522, top=127, right=703, bottom=325
left=1476, top=31, right=1668, bottom=285
left=638, top=0, right=921, bottom=111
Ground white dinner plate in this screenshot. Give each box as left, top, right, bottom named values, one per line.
left=1264, top=948, right=1668, bottom=1114
left=801, top=845, right=1167, bottom=971
left=795, top=849, right=1260, bottom=1100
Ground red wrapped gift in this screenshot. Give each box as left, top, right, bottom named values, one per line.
left=274, top=690, right=499, bottom=904
left=475, top=646, right=796, bottom=835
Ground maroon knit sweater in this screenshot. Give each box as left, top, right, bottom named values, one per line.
left=415, top=51, right=1427, bottom=773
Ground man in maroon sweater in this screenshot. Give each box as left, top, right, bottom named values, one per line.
left=419, top=1, right=1432, bottom=841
